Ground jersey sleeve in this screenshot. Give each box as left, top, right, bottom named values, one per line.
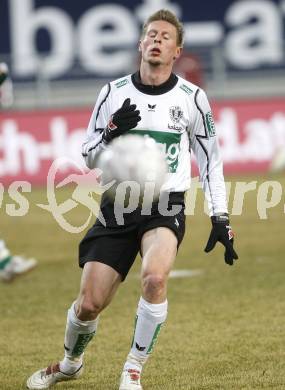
left=189, top=89, right=228, bottom=216
left=81, top=83, right=111, bottom=169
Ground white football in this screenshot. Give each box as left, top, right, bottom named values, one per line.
left=96, top=134, right=168, bottom=203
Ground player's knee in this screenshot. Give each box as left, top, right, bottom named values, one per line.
left=76, top=296, right=104, bottom=320
left=142, top=273, right=166, bottom=298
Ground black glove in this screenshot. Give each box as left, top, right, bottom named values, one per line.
left=102, top=98, right=141, bottom=144
left=0, top=66, right=8, bottom=86
left=204, top=214, right=238, bottom=265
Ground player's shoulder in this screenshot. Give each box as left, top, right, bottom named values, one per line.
left=109, top=74, right=132, bottom=90
left=176, top=75, right=208, bottom=99
left=176, top=76, right=211, bottom=114
left=98, top=74, right=132, bottom=100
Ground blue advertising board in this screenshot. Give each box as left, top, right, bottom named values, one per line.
left=1, top=0, right=284, bottom=79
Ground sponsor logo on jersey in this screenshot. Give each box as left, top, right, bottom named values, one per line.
left=205, top=111, right=216, bottom=137
left=148, top=103, right=156, bottom=111
left=130, top=129, right=181, bottom=173
left=180, top=84, right=193, bottom=95
left=168, top=123, right=183, bottom=131
left=115, top=78, right=129, bottom=88
left=169, top=106, right=183, bottom=131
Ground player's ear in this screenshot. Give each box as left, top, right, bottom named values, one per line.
left=138, top=40, right=142, bottom=52
left=173, top=47, right=182, bottom=61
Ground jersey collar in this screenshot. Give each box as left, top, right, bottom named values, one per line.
left=131, top=71, right=178, bottom=95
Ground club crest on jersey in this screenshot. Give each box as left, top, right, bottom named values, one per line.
left=169, top=106, right=183, bottom=123
left=168, top=106, right=183, bottom=131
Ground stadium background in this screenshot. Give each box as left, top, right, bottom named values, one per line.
left=0, top=1, right=285, bottom=389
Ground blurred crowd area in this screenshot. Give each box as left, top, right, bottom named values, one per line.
left=1, top=0, right=285, bottom=110
left=1, top=0, right=285, bottom=177
left=1, top=45, right=285, bottom=110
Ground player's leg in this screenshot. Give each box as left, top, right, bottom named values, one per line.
left=140, top=227, right=178, bottom=302
left=61, top=261, right=122, bottom=372
left=27, top=261, right=122, bottom=389
left=120, top=227, right=178, bottom=390
left=27, top=222, right=139, bottom=390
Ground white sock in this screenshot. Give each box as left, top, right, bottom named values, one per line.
left=0, top=240, right=10, bottom=263
left=124, top=297, right=168, bottom=372
left=60, top=302, right=99, bottom=374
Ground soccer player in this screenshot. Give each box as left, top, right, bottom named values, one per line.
left=27, top=9, right=238, bottom=390
left=0, top=63, right=37, bottom=282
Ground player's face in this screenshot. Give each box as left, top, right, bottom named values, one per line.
left=140, top=21, right=181, bottom=67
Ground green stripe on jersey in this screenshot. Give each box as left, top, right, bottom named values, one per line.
left=205, top=111, right=216, bottom=137
left=115, top=78, right=129, bottom=88
left=180, top=83, right=193, bottom=95
left=129, top=129, right=181, bottom=173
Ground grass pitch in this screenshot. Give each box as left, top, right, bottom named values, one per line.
left=0, top=175, right=284, bottom=389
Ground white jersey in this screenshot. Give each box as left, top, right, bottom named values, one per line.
left=82, top=72, right=228, bottom=215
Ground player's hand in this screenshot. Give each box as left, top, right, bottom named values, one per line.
left=102, top=98, right=141, bottom=144
left=204, top=214, right=238, bottom=265
left=0, top=63, right=8, bottom=86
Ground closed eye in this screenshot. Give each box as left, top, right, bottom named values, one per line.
left=148, top=30, right=157, bottom=38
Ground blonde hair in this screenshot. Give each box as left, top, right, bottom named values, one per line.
left=141, top=9, right=184, bottom=47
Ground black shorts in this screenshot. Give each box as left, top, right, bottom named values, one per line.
left=79, top=192, right=186, bottom=281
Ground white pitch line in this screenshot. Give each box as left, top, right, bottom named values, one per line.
left=133, top=269, right=204, bottom=279
left=169, top=269, right=204, bottom=278
left=255, top=256, right=272, bottom=263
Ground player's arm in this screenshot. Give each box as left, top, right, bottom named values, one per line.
left=190, top=89, right=238, bottom=265
left=82, top=83, right=111, bottom=169
left=82, top=85, right=141, bottom=169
